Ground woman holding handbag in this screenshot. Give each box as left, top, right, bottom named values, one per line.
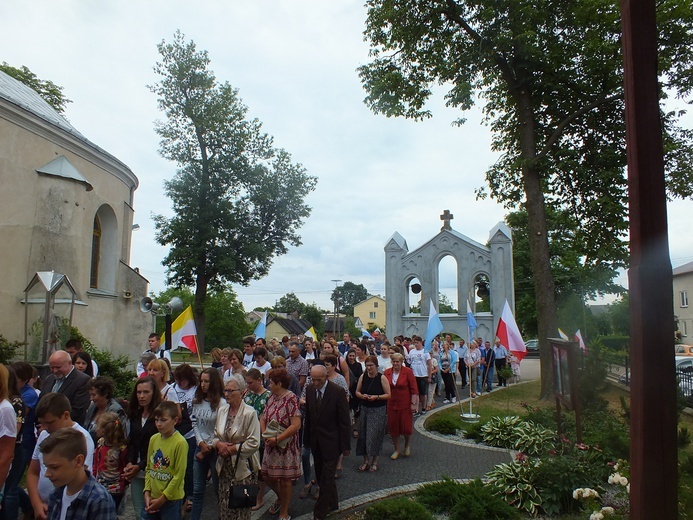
left=213, top=374, right=261, bottom=520
left=260, top=369, right=302, bottom=520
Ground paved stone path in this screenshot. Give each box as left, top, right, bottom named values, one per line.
left=119, top=359, right=541, bottom=519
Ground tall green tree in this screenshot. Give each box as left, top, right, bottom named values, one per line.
left=150, top=32, right=317, bottom=351
left=331, top=281, right=370, bottom=316
left=274, top=292, right=306, bottom=316
left=508, top=208, right=625, bottom=337
left=1, top=62, right=71, bottom=114
left=360, top=0, right=693, bottom=396
left=302, top=303, right=326, bottom=336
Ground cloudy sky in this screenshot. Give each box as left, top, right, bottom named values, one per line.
left=2, top=1, right=692, bottom=312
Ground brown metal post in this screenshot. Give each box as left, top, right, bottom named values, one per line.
left=620, top=0, right=677, bottom=517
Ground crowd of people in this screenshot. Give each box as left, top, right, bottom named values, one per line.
left=0, top=329, right=521, bottom=520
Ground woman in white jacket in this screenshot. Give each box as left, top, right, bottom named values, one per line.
left=213, top=374, right=261, bottom=520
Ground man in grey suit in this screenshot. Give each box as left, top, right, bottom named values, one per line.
left=304, top=365, right=351, bottom=520
left=40, top=349, right=91, bottom=426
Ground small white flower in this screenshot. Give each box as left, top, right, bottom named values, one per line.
left=573, top=489, right=581, bottom=499
left=601, top=506, right=615, bottom=515
left=590, top=512, right=604, bottom=520
left=619, top=476, right=628, bottom=486
left=627, top=483, right=630, bottom=493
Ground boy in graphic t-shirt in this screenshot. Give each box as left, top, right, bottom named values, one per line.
left=143, top=401, right=188, bottom=520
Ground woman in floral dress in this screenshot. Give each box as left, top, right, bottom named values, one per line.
left=260, top=369, right=301, bottom=520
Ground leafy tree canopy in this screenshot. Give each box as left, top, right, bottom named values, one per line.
left=273, top=292, right=306, bottom=316
left=331, top=281, right=370, bottom=316
left=1, top=62, right=71, bottom=114
left=150, top=31, right=317, bottom=350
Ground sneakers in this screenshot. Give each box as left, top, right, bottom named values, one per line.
left=451, top=397, right=457, bottom=403
left=442, top=399, right=450, bottom=404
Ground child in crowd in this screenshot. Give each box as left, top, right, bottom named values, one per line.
left=509, top=353, right=521, bottom=383
left=27, top=393, right=95, bottom=519
left=92, top=412, right=129, bottom=509
left=40, top=427, right=116, bottom=519
left=143, top=401, right=188, bottom=519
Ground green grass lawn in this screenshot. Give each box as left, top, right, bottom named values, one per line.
left=424, top=380, right=556, bottom=434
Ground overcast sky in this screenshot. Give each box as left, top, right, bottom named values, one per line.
left=2, top=1, right=692, bottom=312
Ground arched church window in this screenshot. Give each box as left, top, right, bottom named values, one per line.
left=90, top=216, right=101, bottom=288
left=89, top=205, right=118, bottom=292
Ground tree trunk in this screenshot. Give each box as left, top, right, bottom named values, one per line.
left=194, top=274, right=208, bottom=353
left=515, top=88, right=559, bottom=399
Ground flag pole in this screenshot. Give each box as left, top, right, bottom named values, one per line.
left=194, top=338, right=204, bottom=371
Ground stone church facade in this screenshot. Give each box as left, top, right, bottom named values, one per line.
left=0, top=70, right=150, bottom=361
left=384, top=213, right=514, bottom=342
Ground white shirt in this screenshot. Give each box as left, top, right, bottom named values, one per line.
left=376, top=355, right=392, bottom=373
left=250, top=360, right=270, bottom=376
left=33, top=423, right=94, bottom=502
left=406, top=348, right=431, bottom=378
left=60, top=486, right=81, bottom=520
left=0, top=400, right=17, bottom=439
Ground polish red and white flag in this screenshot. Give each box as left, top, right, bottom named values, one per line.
left=496, top=300, right=526, bottom=361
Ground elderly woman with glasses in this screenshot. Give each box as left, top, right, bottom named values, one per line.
left=212, top=374, right=260, bottom=520
left=354, top=355, right=390, bottom=472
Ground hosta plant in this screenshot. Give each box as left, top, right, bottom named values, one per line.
left=486, top=458, right=542, bottom=517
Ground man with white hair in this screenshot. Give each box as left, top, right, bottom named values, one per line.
left=40, top=349, right=91, bottom=425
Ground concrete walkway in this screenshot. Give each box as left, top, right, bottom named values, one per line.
left=120, top=359, right=541, bottom=519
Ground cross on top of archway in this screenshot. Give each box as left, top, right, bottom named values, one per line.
left=440, top=209, right=454, bottom=231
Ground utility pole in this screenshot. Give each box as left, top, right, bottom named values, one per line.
left=331, top=279, right=342, bottom=339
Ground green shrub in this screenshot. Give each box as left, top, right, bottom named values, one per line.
left=486, top=459, right=542, bottom=517
left=681, top=454, right=693, bottom=476
left=449, top=479, right=521, bottom=520
left=428, top=415, right=462, bottom=435
left=464, top=421, right=485, bottom=440
left=512, top=421, right=556, bottom=456
left=480, top=416, right=556, bottom=456
left=70, top=327, right=135, bottom=400
left=415, top=477, right=466, bottom=513
left=582, top=410, right=629, bottom=460
left=533, top=452, right=608, bottom=516
left=0, top=334, right=23, bottom=364
left=480, top=416, right=525, bottom=449
left=365, top=497, right=433, bottom=520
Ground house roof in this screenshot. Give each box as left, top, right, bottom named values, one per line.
left=674, top=261, right=693, bottom=276
left=270, top=316, right=312, bottom=335
left=355, top=294, right=385, bottom=306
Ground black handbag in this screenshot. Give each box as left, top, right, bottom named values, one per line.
left=227, top=442, right=259, bottom=509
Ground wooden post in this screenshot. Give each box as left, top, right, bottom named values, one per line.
left=620, top=0, right=677, bottom=517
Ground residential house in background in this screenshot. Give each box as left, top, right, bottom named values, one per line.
left=354, top=295, right=386, bottom=330
left=674, top=261, right=693, bottom=340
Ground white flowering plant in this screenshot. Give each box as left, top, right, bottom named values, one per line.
left=573, top=460, right=630, bottom=519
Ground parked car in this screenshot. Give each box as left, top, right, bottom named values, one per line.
left=675, top=345, right=693, bottom=356
left=619, top=356, right=693, bottom=388
left=524, top=339, right=539, bottom=356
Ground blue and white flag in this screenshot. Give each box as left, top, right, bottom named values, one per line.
left=467, top=300, right=477, bottom=340
left=361, top=328, right=373, bottom=338
left=424, top=298, right=444, bottom=353
left=253, top=311, right=267, bottom=339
